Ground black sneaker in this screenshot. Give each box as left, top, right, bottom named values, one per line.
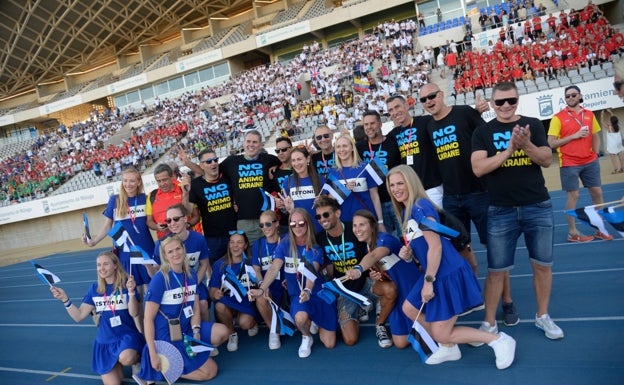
left=502, top=302, right=519, bottom=326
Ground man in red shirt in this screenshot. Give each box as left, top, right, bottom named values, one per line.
left=547, top=86, right=613, bottom=242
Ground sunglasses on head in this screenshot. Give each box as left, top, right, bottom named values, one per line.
left=564, top=93, right=578, bottom=99
left=202, top=157, right=219, bottom=164
left=614, top=81, right=623, bottom=92
left=229, top=230, right=245, bottom=235
left=315, top=212, right=331, bottom=220
left=289, top=220, right=306, bottom=228
left=419, top=90, right=440, bottom=103
left=315, top=133, right=331, bottom=141
left=165, top=216, right=184, bottom=224
left=493, top=97, right=518, bottom=106
left=259, top=220, right=277, bottom=228
left=275, top=147, right=291, bottom=154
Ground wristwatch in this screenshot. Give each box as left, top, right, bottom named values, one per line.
left=425, top=275, right=436, bottom=283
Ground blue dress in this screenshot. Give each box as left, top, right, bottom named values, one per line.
left=326, top=164, right=380, bottom=222
left=274, top=239, right=338, bottom=332
left=375, top=233, right=421, bottom=335
left=404, top=199, right=482, bottom=322
left=251, top=235, right=287, bottom=306
left=103, top=194, right=155, bottom=285
left=209, top=257, right=257, bottom=317
left=139, top=270, right=215, bottom=381
left=82, top=283, right=145, bottom=375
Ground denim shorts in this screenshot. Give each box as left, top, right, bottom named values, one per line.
left=443, top=191, right=489, bottom=245
left=560, top=158, right=602, bottom=191
left=486, top=200, right=554, bottom=271
left=337, top=277, right=374, bottom=326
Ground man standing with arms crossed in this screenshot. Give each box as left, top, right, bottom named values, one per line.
left=420, top=83, right=518, bottom=326
left=547, top=85, right=613, bottom=242
left=471, top=82, right=564, bottom=341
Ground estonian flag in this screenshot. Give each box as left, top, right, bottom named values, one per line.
left=222, top=266, right=248, bottom=302
left=260, top=189, right=276, bottom=211
left=31, top=261, right=61, bottom=286
left=321, top=174, right=351, bottom=205
left=566, top=205, right=610, bottom=237
left=185, top=334, right=214, bottom=353
left=363, top=157, right=387, bottom=186
left=600, top=206, right=624, bottom=237
left=108, top=222, right=131, bottom=252
left=297, top=258, right=318, bottom=284
left=408, top=319, right=439, bottom=363
left=83, top=212, right=91, bottom=242
left=129, top=245, right=158, bottom=265
left=269, top=299, right=296, bottom=336
left=321, top=278, right=371, bottom=307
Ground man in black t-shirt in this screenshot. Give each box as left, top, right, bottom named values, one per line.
left=310, top=125, right=335, bottom=179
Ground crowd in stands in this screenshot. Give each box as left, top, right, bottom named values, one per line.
left=1, top=2, right=621, bottom=205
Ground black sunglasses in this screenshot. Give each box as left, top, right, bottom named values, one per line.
left=315, top=212, right=331, bottom=220
left=275, top=147, right=292, bottom=154
left=202, top=157, right=219, bottom=164
left=229, top=230, right=245, bottom=235
left=315, top=133, right=331, bottom=141
left=614, top=81, right=623, bottom=92
left=419, top=90, right=441, bottom=103
left=564, top=93, right=578, bottom=99
left=259, top=220, right=277, bottom=228
left=289, top=220, right=306, bottom=228
left=165, top=216, right=184, bottom=224
left=493, top=98, right=518, bottom=106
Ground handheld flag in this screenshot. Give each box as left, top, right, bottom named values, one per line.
left=130, top=245, right=158, bottom=265
left=31, top=261, right=60, bottom=286
left=260, top=189, right=276, bottom=211
left=243, top=252, right=258, bottom=285
left=83, top=212, right=91, bottom=242
left=184, top=334, right=214, bottom=353
left=321, top=174, right=351, bottom=205
left=407, top=303, right=439, bottom=362
left=418, top=217, right=460, bottom=239
left=108, top=222, right=131, bottom=252
left=222, top=266, right=248, bottom=302
left=269, top=298, right=296, bottom=336
left=297, top=258, right=318, bottom=283
left=363, top=157, right=388, bottom=186
left=600, top=206, right=624, bottom=237
left=566, top=205, right=610, bottom=237
left=321, top=278, right=371, bottom=307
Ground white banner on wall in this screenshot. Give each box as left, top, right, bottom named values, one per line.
left=256, top=21, right=311, bottom=48
left=39, top=95, right=83, bottom=116
left=0, top=114, right=15, bottom=126
left=107, top=74, right=148, bottom=94
left=175, top=49, right=223, bottom=73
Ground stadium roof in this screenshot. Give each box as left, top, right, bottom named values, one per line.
left=0, top=0, right=256, bottom=100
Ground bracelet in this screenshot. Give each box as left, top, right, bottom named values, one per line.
left=303, top=288, right=311, bottom=294
left=353, top=265, right=364, bottom=273
left=128, top=292, right=136, bottom=296
left=192, top=324, right=201, bottom=331
left=62, top=298, right=70, bottom=304
left=64, top=300, right=72, bottom=308
left=377, top=220, right=383, bottom=224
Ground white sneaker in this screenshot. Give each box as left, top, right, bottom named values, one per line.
left=132, top=363, right=141, bottom=376
left=489, top=332, right=516, bottom=369
left=468, top=321, right=498, bottom=347
left=310, top=321, right=319, bottom=335
left=535, top=313, right=564, bottom=340
left=248, top=324, right=259, bottom=337
left=375, top=324, right=393, bottom=348
left=268, top=332, right=281, bottom=350
left=425, top=344, right=462, bottom=365
left=298, top=335, right=313, bottom=358
left=227, top=332, right=239, bottom=352
left=210, top=347, right=219, bottom=357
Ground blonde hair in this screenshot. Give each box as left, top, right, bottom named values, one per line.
left=387, top=165, right=435, bottom=231
left=333, top=133, right=362, bottom=170
left=159, top=235, right=192, bottom=286
left=115, top=166, right=144, bottom=219
left=96, top=251, right=128, bottom=294
left=288, top=208, right=317, bottom=263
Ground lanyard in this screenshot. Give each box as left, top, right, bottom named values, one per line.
left=102, top=288, right=119, bottom=316
left=171, top=272, right=189, bottom=306
left=321, top=152, right=330, bottom=175
left=406, top=118, right=415, bottom=144
left=326, top=223, right=346, bottom=266
left=367, top=140, right=383, bottom=160
left=127, top=196, right=140, bottom=233
left=565, top=108, right=585, bottom=130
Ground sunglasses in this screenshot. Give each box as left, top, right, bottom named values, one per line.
left=202, top=157, right=219, bottom=164
left=165, top=216, right=184, bottom=224
left=564, top=93, right=578, bottom=99
left=493, top=97, right=518, bottom=106
left=275, top=147, right=292, bottom=154
left=259, top=220, right=277, bottom=228
left=315, top=133, right=331, bottom=141
left=315, top=212, right=331, bottom=220
left=289, top=220, right=306, bottom=228
left=614, top=81, right=623, bottom=92
left=229, top=230, right=245, bottom=235
left=419, top=90, right=440, bottom=103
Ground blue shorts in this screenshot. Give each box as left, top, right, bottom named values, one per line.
left=336, top=278, right=374, bottom=326
left=486, top=200, right=554, bottom=272
left=560, top=158, right=602, bottom=191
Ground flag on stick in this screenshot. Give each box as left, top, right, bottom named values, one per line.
left=407, top=303, right=439, bottom=363
left=222, top=266, right=248, bottom=302
left=31, top=261, right=61, bottom=286
left=260, top=189, right=276, bottom=211
left=600, top=206, right=624, bottom=238
left=108, top=222, right=132, bottom=252
left=297, top=258, right=318, bottom=284
left=362, top=157, right=388, bottom=186
left=83, top=212, right=91, bottom=242
left=130, top=245, right=158, bottom=265
left=243, top=252, right=258, bottom=285
left=321, top=174, right=351, bottom=205
left=321, top=277, right=371, bottom=307
left=184, top=334, right=214, bottom=353
left=269, top=298, right=296, bottom=336
left=566, top=205, right=610, bottom=237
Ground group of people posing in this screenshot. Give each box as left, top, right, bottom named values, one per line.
left=51, top=80, right=611, bottom=384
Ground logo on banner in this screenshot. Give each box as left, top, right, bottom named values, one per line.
left=537, top=95, right=553, bottom=117
left=42, top=200, right=50, bottom=214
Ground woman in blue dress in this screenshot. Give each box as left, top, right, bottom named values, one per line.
left=50, top=251, right=144, bottom=385
left=249, top=208, right=337, bottom=358
left=84, top=166, right=154, bottom=287
left=134, top=235, right=229, bottom=384
left=387, top=165, right=516, bottom=369
left=209, top=231, right=259, bottom=352
left=345, top=209, right=421, bottom=349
